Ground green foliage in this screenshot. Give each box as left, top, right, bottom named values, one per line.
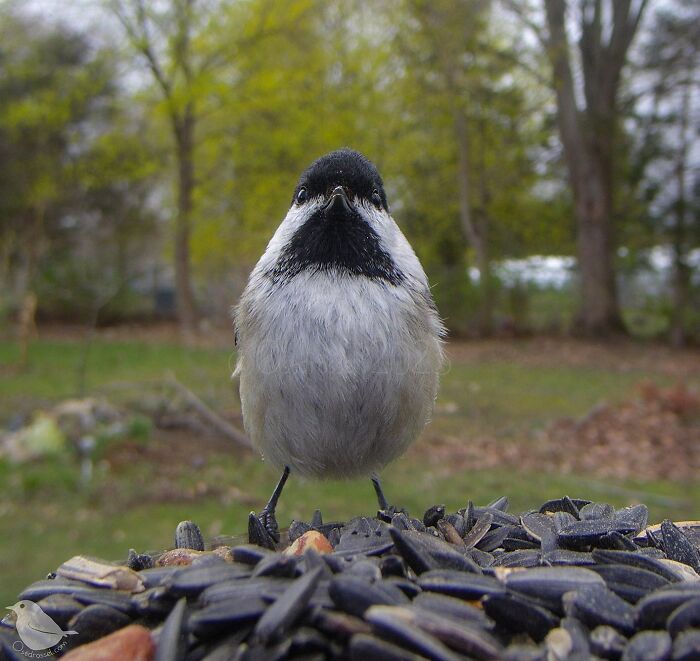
left=430, top=267, right=481, bottom=334
left=191, top=1, right=396, bottom=271
left=180, top=0, right=569, bottom=332
left=0, top=0, right=695, bottom=337
left=0, top=6, right=161, bottom=322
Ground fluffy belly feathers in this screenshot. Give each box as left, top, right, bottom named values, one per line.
left=237, top=275, right=441, bottom=478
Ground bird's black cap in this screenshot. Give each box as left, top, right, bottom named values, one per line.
left=293, top=149, right=388, bottom=211
left=269, top=150, right=402, bottom=285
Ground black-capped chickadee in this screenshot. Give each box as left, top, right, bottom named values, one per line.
left=234, top=149, right=444, bottom=545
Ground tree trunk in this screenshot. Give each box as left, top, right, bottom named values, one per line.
left=573, top=168, right=624, bottom=335
left=670, top=244, right=690, bottom=349
left=543, top=0, right=646, bottom=337
left=474, top=220, right=494, bottom=335
left=454, top=109, right=493, bottom=335
left=173, top=104, right=197, bottom=333
left=669, top=76, right=692, bottom=348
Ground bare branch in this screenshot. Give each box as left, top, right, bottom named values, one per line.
left=166, top=373, right=252, bottom=451
left=488, top=45, right=550, bottom=86
left=500, top=0, right=547, bottom=49
left=111, top=0, right=174, bottom=99
left=172, top=0, right=195, bottom=83
left=543, top=0, right=586, bottom=177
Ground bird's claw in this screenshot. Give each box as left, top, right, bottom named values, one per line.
left=248, top=509, right=278, bottom=550
left=377, top=503, right=407, bottom=523
left=259, top=506, right=280, bottom=542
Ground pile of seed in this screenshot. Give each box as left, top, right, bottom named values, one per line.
left=3, top=496, right=700, bottom=660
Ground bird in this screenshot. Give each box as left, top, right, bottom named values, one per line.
left=234, top=148, right=444, bottom=544
left=6, top=600, right=78, bottom=651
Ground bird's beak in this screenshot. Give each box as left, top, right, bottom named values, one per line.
left=2, top=607, right=17, bottom=625
left=324, top=186, right=352, bottom=215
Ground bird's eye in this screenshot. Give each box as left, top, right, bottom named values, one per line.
left=371, top=190, right=382, bottom=208
left=20, top=604, right=25, bottom=609
left=296, top=187, right=308, bottom=204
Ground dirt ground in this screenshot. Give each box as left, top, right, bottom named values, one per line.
left=23, top=323, right=700, bottom=484
left=420, top=382, right=700, bottom=482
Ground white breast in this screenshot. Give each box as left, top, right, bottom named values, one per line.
left=236, top=271, right=442, bottom=478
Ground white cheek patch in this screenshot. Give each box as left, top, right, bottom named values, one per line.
left=252, top=199, right=324, bottom=274
left=359, top=204, right=429, bottom=289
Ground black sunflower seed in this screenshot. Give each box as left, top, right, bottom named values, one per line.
left=390, top=528, right=481, bottom=574
left=348, top=633, right=423, bottom=661
left=562, top=585, right=636, bottom=635
left=621, top=630, right=671, bottom=661
left=490, top=549, right=541, bottom=568
left=579, top=502, right=615, bottom=521
left=423, top=505, right=446, bottom=528
left=67, top=604, right=132, bottom=647
left=174, top=520, right=205, bottom=551
left=329, top=575, right=402, bottom=617
left=417, top=570, right=505, bottom=600
left=613, top=505, right=649, bottom=536
left=154, top=596, right=187, bottom=661
left=166, top=563, right=250, bottom=597
left=251, top=552, right=298, bottom=578
left=672, top=630, right=700, bottom=660
left=539, top=496, right=588, bottom=517
left=288, top=519, right=312, bottom=542
left=666, top=597, right=700, bottom=638
left=363, top=605, right=462, bottom=661
left=557, top=518, right=615, bottom=550
left=412, top=592, right=494, bottom=630
left=231, top=544, right=275, bottom=566
left=589, top=564, right=671, bottom=603
left=505, top=566, right=606, bottom=613
left=592, top=549, right=681, bottom=583
left=476, top=525, right=513, bottom=553
left=660, top=521, right=700, bottom=574
left=482, top=592, right=559, bottom=642
left=634, top=584, right=700, bottom=630
left=253, top=565, right=323, bottom=644
left=189, top=597, right=266, bottom=638
left=590, top=624, right=628, bottom=659
left=463, top=513, right=493, bottom=550
left=335, top=518, right=394, bottom=557
left=543, top=549, right=596, bottom=566
left=35, top=594, right=84, bottom=629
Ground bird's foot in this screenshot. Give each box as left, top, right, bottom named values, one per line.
left=377, top=503, right=408, bottom=523
left=248, top=466, right=290, bottom=550
left=248, top=509, right=278, bottom=550
left=259, top=505, right=280, bottom=542
left=371, top=474, right=407, bottom=522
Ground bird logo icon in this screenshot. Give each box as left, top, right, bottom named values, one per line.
left=5, top=600, right=78, bottom=651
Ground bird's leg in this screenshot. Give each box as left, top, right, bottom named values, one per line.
left=257, top=466, right=290, bottom=543
left=371, top=474, right=389, bottom=511
left=372, top=473, right=406, bottom=521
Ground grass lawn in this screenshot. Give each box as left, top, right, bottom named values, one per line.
left=0, top=331, right=698, bottom=606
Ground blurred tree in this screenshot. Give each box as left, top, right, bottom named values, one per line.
left=63, top=114, right=161, bottom=322
left=189, top=0, right=395, bottom=314
left=389, top=0, right=561, bottom=334
left=111, top=0, right=221, bottom=332
left=407, top=0, right=496, bottom=333
left=542, top=0, right=648, bottom=336
left=637, top=0, right=699, bottom=346
left=0, top=7, right=115, bottom=325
